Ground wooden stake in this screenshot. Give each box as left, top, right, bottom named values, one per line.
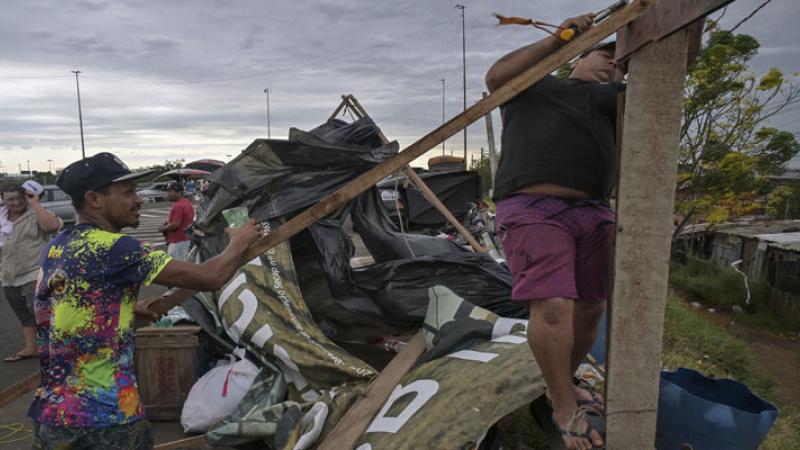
left=151, top=0, right=651, bottom=316
left=604, top=29, right=690, bottom=448
left=316, top=332, right=426, bottom=450
left=0, top=371, right=40, bottom=408
left=153, top=435, right=207, bottom=450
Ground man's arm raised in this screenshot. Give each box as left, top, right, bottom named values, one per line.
left=485, top=13, right=595, bottom=92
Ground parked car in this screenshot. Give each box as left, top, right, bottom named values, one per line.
left=136, top=181, right=171, bottom=201
left=41, top=185, right=77, bottom=225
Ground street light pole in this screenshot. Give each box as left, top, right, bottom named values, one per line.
left=263, top=88, right=271, bottom=139
left=72, top=70, right=86, bottom=159
left=441, top=78, right=446, bottom=155
left=456, top=4, right=467, bottom=169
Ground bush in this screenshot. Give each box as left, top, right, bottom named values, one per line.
left=669, top=257, right=770, bottom=312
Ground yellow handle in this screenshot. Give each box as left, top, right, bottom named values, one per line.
left=559, top=26, right=577, bottom=41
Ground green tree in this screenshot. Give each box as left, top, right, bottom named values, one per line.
left=470, top=153, right=498, bottom=197
left=676, top=21, right=800, bottom=227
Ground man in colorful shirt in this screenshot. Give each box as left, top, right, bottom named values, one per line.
left=31, top=152, right=262, bottom=449
left=159, top=182, right=194, bottom=261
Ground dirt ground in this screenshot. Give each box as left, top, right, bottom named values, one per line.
left=694, top=308, right=800, bottom=406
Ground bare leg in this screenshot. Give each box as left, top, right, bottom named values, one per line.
left=570, top=300, right=606, bottom=405
left=528, top=298, right=603, bottom=449
left=21, top=326, right=38, bottom=354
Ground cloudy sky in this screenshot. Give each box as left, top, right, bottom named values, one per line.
left=2, top=0, right=798, bottom=174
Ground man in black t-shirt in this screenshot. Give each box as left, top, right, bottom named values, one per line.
left=486, top=12, right=624, bottom=450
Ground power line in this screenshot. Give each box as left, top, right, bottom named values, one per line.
left=76, top=18, right=455, bottom=86
left=729, top=0, right=774, bottom=33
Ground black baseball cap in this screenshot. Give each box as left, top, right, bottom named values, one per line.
left=57, top=152, right=153, bottom=200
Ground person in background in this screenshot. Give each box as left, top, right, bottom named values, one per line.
left=159, top=182, right=194, bottom=261
left=1, top=182, right=61, bottom=363
left=31, top=152, right=261, bottom=449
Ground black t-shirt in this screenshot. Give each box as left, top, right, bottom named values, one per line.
left=493, top=75, right=625, bottom=200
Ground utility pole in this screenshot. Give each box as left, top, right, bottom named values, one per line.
left=456, top=4, right=467, bottom=169
left=27, top=160, right=32, bottom=179
left=47, top=159, right=53, bottom=173
left=441, top=78, right=446, bottom=155
left=482, top=91, right=498, bottom=192
left=72, top=70, right=86, bottom=159
left=263, top=88, right=271, bottom=139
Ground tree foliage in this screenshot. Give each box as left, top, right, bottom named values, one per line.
left=677, top=21, right=800, bottom=225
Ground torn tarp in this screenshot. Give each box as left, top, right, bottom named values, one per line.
left=183, top=115, right=531, bottom=449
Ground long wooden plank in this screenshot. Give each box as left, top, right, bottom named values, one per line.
left=345, top=95, right=485, bottom=252
left=604, top=29, right=690, bottom=448
left=402, top=167, right=486, bottom=253
left=150, top=0, right=652, bottom=317
left=616, top=0, right=733, bottom=61
left=317, top=331, right=426, bottom=450
left=153, top=435, right=207, bottom=450
left=0, top=371, right=40, bottom=408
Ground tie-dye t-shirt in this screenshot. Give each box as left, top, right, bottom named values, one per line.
left=29, top=223, right=171, bottom=428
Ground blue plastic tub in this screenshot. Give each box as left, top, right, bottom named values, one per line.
left=656, top=367, right=779, bottom=450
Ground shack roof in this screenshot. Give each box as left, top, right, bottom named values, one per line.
left=680, top=221, right=800, bottom=238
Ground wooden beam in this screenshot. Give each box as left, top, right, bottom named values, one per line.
left=153, top=435, right=207, bottom=450
left=401, top=167, right=486, bottom=253
left=605, top=29, right=690, bottom=448
left=150, top=0, right=652, bottom=317
left=316, top=332, right=426, bottom=450
left=342, top=94, right=485, bottom=252
left=0, top=371, right=40, bottom=408
left=616, top=0, right=732, bottom=61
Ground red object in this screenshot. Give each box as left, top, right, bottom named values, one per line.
left=165, top=198, right=194, bottom=244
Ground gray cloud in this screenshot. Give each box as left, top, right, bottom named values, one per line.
left=1, top=0, right=798, bottom=173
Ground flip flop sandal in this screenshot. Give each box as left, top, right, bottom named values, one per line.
left=4, top=352, right=38, bottom=363
left=554, top=405, right=606, bottom=449
left=545, top=393, right=604, bottom=416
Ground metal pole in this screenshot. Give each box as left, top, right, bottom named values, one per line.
left=263, top=88, right=271, bottom=139
left=441, top=78, right=446, bottom=155
left=72, top=70, right=86, bottom=159
left=456, top=4, right=467, bottom=169
left=27, top=160, right=31, bottom=179
left=482, top=91, right=498, bottom=191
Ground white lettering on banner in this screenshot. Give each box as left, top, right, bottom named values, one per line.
left=446, top=350, right=499, bottom=363
left=294, top=402, right=329, bottom=450
left=491, top=334, right=527, bottom=344
left=247, top=256, right=262, bottom=266
left=354, top=445, right=372, bottom=450
left=219, top=273, right=248, bottom=310
left=274, top=344, right=309, bottom=391
left=230, top=289, right=259, bottom=339
left=366, top=380, right=439, bottom=434
left=251, top=323, right=274, bottom=348
left=491, top=318, right=528, bottom=339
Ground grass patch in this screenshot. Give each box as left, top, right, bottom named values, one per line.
left=663, top=294, right=800, bottom=450
left=670, top=257, right=800, bottom=331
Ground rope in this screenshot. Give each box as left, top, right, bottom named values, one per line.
left=492, top=13, right=561, bottom=37
left=0, top=423, right=32, bottom=445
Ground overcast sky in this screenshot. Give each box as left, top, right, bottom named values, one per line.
left=2, top=0, right=798, bottom=174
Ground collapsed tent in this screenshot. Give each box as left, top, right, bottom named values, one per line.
left=180, top=116, right=536, bottom=449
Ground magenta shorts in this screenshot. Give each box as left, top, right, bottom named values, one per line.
left=496, top=194, right=615, bottom=302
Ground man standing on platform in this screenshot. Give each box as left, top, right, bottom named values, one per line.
left=30, top=153, right=261, bottom=449
left=159, top=182, right=194, bottom=261
left=486, top=12, right=624, bottom=450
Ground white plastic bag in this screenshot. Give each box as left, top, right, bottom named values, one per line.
left=180, top=348, right=260, bottom=433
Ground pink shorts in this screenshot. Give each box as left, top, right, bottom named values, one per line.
left=496, top=194, right=615, bottom=302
